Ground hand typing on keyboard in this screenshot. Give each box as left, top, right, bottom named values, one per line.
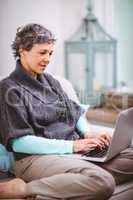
left=82, top=144, right=109, bottom=157
left=84, top=132, right=112, bottom=149
left=73, top=133, right=111, bottom=153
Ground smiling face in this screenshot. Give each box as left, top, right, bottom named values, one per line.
left=19, top=42, right=55, bottom=78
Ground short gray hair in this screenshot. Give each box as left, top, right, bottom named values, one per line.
left=11, top=23, right=56, bottom=59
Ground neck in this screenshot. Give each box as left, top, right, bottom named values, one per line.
left=19, top=58, right=37, bottom=79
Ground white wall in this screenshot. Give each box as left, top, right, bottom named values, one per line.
left=113, top=0, right=133, bottom=83
left=94, top=0, right=114, bottom=36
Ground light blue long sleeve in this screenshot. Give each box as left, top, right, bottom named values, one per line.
left=0, top=144, right=14, bottom=172
left=76, top=110, right=91, bottom=135
left=12, top=111, right=90, bottom=155
left=12, top=136, right=73, bottom=154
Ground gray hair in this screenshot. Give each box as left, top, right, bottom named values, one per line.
left=11, top=23, right=56, bottom=59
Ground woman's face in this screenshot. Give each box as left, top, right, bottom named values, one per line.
left=19, top=43, right=55, bottom=78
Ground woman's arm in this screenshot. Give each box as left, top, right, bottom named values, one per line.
left=76, top=112, right=91, bottom=135
left=12, top=135, right=73, bottom=154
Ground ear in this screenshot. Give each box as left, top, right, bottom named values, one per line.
left=19, top=48, right=24, bottom=54
left=19, top=48, right=26, bottom=57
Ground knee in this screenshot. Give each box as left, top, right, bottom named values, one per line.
left=93, top=171, right=115, bottom=200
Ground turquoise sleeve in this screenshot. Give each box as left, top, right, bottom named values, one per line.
left=76, top=112, right=91, bottom=135
left=12, top=135, right=73, bottom=154
left=0, top=144, right=14, bottom=172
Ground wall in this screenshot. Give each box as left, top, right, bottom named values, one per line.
left=113, top=0, right=133, bottom=83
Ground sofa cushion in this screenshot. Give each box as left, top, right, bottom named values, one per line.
left=110, top=180, right=133, bottom=200
left=114, top=180, right=133, bottom=195
left=0, top=144, right=14, bottom=172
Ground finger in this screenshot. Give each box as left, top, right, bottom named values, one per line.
left=83, top=144, right=97, bottom=152
left=100, top=134, right=112, bottom=145
left=98, top=136, right=109, bottom=146
left=92, top=139, right=104, bottom=150
left=86, top=138, right=106, bottom=149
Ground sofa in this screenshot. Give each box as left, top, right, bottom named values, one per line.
left=0, top=75, right=133, bottom=200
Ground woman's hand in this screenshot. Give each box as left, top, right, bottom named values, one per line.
left=99, top=134, right=112, bottom=146
left=73, top=137, right=108, bottom=153
left=84, top=132, right=112, bottom=148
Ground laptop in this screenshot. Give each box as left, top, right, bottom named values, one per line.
left=64, top=108, right=133, bottom=162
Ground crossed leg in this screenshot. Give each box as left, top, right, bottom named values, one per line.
left=13, top=155, right=115, bottom=200
left=0, top=147, right=133, bottom=200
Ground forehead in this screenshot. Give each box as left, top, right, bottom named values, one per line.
left=32, top=43, right=55, bottom=51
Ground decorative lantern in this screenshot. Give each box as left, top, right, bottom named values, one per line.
left=64, top=0, right=117, bottom=105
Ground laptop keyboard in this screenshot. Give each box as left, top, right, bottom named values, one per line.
left=82, top=145, right=109, bottom=158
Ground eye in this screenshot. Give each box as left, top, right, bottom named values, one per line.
left=39, top=50, right=53, bottom=56
left=49, top=51, right=53, bottom=56
left=40, top=51, right=47, bottom=55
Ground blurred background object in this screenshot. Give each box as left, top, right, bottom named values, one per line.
left=64, top=0, right=117, bottom=105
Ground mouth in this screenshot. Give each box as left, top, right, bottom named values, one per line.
left=39, top=65, right=47, bottom=70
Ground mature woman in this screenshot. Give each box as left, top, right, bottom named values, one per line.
left=0, top=23, right=133, bottom=200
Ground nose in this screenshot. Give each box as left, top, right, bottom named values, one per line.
left=43, top=53, right=50, bottom=64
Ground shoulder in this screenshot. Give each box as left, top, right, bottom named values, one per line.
left=0, top=77, right=22, bottom=101
left=0, top=77, right=17, bottom=90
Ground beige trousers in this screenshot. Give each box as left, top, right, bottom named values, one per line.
left=14, top=147, right=133, bottom=200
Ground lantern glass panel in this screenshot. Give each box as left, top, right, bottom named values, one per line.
left=67, top=52, right=86, bottom=92
left=64, top=1, right=117, bottom=105
left=93, top=47, right=115, bottom=90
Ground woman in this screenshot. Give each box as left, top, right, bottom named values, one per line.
left=0, top=23, right=133, bottom=200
